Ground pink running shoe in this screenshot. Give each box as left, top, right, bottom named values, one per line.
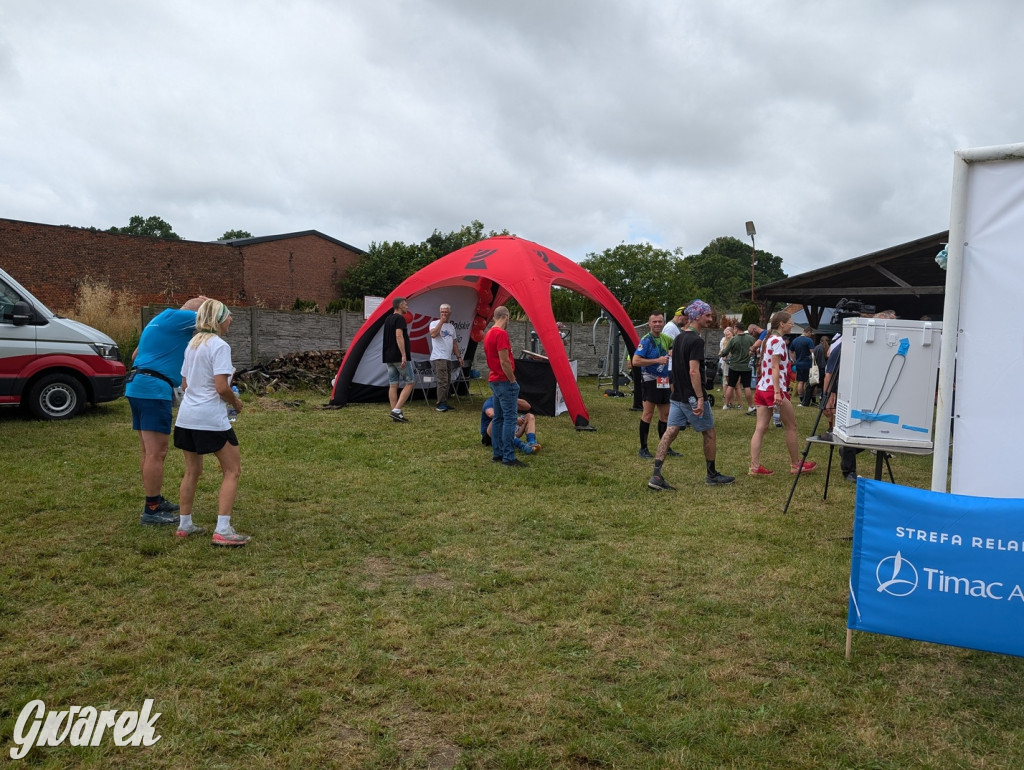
left=175, top=523, right=207, bottom=538
left=211, top=527, right=251, bottom=547
left=791, top=460, right=818, bottom=474
left=748, top=465, right=774, bottom=476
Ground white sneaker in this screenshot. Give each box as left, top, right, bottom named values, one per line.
left=175, top=522, right=207, bottom=538
left=212, top=527, right=251, bottom=547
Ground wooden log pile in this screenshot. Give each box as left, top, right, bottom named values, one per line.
left=233, top=350, right=343, bottom=395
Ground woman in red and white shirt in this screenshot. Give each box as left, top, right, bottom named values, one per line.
left=748, top=311, right=816, bottom=476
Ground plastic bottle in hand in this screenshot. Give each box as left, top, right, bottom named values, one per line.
left=227, top=385, right=239, bottom=423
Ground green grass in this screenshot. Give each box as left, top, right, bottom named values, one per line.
left=1, top=382, right=1021, bottom=768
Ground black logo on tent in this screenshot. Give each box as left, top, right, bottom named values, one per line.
left=465, top=248, right=497, bottom=270
left=536, top=249, right=563, bottom=273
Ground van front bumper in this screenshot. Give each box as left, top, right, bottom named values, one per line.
left=93, top=374, right=126, bottom=403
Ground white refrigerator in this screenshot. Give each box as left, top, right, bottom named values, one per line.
left=834, top=318, right=942, bottom=449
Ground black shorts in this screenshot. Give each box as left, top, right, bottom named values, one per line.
left=173, top=426, right=239, bottom=455
left=641, top=379, right=672, bottom=405
left=727, top=368, right=751, bottom=388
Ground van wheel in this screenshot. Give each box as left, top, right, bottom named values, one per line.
left=27, top=374, right=86, bottom=420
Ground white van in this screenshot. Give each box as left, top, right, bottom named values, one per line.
left=0, top=267, right=126, bottom=419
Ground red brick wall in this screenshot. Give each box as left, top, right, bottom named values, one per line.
left=239, top=234, right=361, bottom=310
left=0, top=218, right=362, bottom=312
left=0, top=218, right=244, bottom=310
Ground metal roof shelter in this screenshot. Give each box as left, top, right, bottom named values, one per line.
left=752, top=231, right=949, bottom=329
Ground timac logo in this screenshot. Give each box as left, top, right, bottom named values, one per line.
left=876, top=551, right=918, bottom=596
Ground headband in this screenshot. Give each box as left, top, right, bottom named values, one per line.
left=684, top=300, right=711, bottom=320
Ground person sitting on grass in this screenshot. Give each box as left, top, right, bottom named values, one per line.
left=480, top=396, right=541, bottom=455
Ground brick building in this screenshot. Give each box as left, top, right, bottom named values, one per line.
left=0, top=217, right=364, bottom=310
left=222, top=231, right=365, bottom=309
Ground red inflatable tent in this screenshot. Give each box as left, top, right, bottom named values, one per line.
left=329, top=236, right=638, bottom=428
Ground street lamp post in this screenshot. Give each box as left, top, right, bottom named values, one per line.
left=745, top=221, right=756, bottom=301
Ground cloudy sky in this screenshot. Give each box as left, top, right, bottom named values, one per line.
left=1, top=1, right=1021, bottom=275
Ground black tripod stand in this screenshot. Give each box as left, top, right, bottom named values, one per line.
left=781, top=359, right=893, bottom=513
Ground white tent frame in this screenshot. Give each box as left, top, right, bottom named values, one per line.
left=931, top=142, right=1024, bottom=492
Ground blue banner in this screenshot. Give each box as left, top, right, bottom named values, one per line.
left=849, top=479, right=1024, bottom=657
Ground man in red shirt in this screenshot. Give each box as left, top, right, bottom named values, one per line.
left=483, top=305, right=526, bottom=468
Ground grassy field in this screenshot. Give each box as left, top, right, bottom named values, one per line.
left=1, top=380, right=1022, bottom=769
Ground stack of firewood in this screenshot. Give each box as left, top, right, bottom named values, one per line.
left=233, top=350, right=343, bottom=395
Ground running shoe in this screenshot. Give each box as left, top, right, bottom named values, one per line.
left=211, top=527, right=251, bottom=547
left=791, top=461, right=818, bottom=474
left=140, top=510, right=177, bottom=526
left=154, top=497, right=180, bottom=513
left=648, top=475, right=676, bottom=491
left=175, top=523, right=207, bottom=538
left=748, top=465, right=774, bottom=476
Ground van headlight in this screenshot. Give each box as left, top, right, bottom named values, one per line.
left=91, top=342, right=121, bottom=360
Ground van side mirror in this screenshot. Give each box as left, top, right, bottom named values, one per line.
left=12, top=301, right=33, bottom=326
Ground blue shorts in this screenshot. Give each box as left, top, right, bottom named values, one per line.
left=386, top=362, right=414, bottom=385
left=128, top=397, right=172, bottom=434
left=668, top=398, right=715, bottom=433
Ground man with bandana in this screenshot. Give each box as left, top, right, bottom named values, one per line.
left=649, top=300, right=735, bottom=490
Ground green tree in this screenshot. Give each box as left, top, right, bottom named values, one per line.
left=220, top=229, right=253, bottom=240
left=338, top=239, right=426, bottom=300
left=337, top=221, right=508, bottom=300
left=422, top=220, right=507, bottom=259
left=740, top=303, right=761, bottom=328
left=107, top=215, right=181, bottom=240
left=550, top=287, right=598, bottom=322
left=682, top=236, right=785, bottom=311
left=580, top=243, right=696, bottom=321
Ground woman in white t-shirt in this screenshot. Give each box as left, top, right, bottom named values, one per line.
left=748, top=311, right=817, bottom=477
left=172, top=299, right=250, bottom=546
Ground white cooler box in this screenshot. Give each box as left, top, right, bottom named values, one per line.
left=834, top=318, right=942, bottom=449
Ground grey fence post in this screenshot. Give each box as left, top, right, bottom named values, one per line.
left=250, top=307, right=259, bottom=364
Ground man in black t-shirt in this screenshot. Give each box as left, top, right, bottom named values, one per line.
left=382, top=297, right=414, bottom=422
left=648, top=300, right=735, bottom=490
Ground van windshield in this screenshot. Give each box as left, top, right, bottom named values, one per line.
left=0, top=279, right=21, bottom=322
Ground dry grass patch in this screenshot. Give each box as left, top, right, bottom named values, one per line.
left=60, top=277, right=140, bottom=355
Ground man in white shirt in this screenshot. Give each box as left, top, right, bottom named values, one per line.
left=429, top=303, right=464, bottom=412
left=662, top=307, right=685, bottom=341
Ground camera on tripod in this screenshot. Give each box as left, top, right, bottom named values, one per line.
left=830, top=298, right=876, bottom=325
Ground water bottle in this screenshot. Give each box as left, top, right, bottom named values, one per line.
left=227, top=385, right=239, bottom=423
left=688, top=396, right=698, bottom=409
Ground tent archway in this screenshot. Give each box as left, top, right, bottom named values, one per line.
left=329, top=236, right=639, bottom=427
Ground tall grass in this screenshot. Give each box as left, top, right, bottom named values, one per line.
left=60, top=278, right=141, bottom=360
